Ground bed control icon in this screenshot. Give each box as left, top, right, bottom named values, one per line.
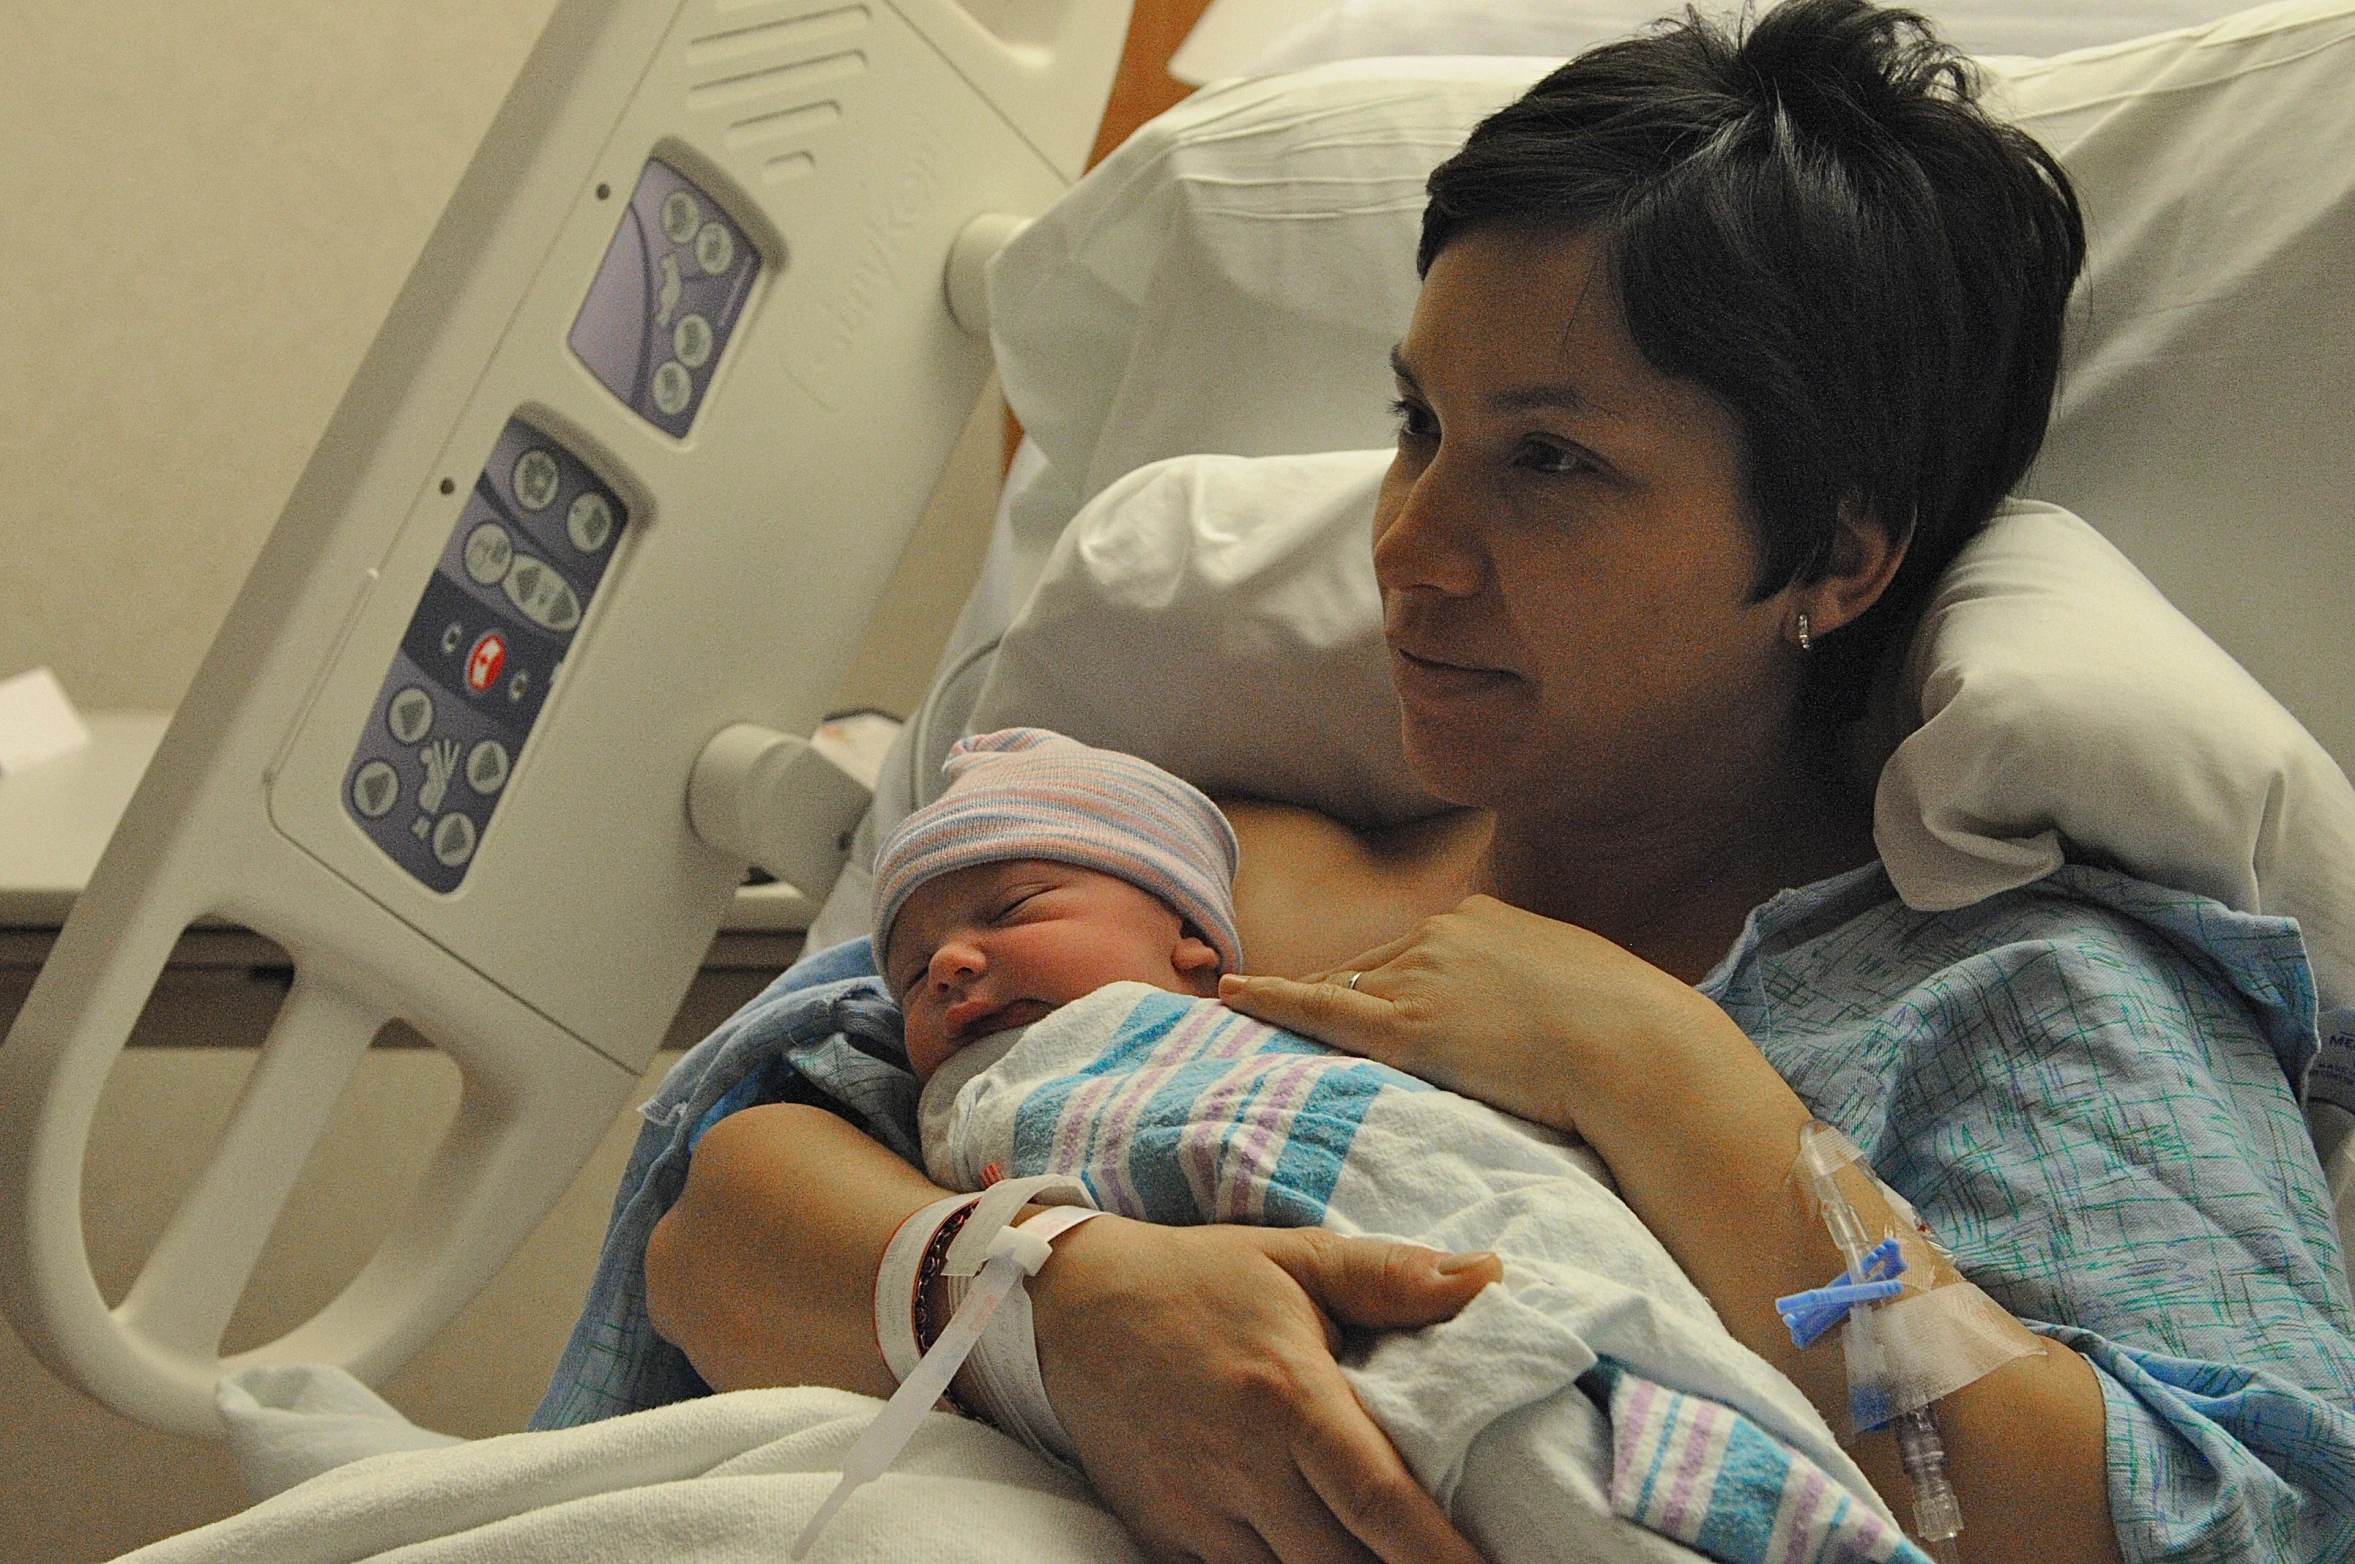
left=503, top=557, right=581, bottom=632
left=387, top=686, right=434, bottom=744
left=350, top=760, right=399, bottom=819
left=566, top=492, right=613, bottom=553
left=511, top=448, right=560, bottom=511
left=651, top=361, right=691, bottom=416
left=467, top=739, right=510, bottom=796
left=430, top=811, right=477, bottom=867
left=694, top=222, right=733, bottom=275
left=416, top=738, right=460, bottom=815
left=656, top=253, right=682, bottom=328
left=464, top=523, right=515, bottom=585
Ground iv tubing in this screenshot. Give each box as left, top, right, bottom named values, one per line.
left=1797, top=1123, right=1964, bottom=1558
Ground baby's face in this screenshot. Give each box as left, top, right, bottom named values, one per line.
left=886, top=859, right=1221, bottom=1082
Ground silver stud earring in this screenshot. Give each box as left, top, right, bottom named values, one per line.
left=1796, top=612, right=1813, bottom=653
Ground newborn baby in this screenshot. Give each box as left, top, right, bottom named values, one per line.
left=874, top=729, right=1902, bottom=1564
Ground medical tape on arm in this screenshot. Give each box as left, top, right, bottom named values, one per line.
left=1791, top=1123, right=2042, bottom=1431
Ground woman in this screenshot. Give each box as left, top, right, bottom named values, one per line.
left=636, top=3, right=2354, bottom=1560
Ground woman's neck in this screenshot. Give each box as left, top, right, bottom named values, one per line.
left=1473, top=761, right=1878, bottom=984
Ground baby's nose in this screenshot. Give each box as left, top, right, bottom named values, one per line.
left=928, top=936, right=985, bottom=987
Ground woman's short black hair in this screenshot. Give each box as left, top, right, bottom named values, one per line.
left=1419, top=0, right=2085, bottom=744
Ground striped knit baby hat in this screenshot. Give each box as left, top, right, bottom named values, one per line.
left=871, top=727, right=1241, bottom=974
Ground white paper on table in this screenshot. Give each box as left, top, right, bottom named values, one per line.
left=0, top=668, right=91, bottom=774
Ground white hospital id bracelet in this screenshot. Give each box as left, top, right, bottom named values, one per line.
left=795, top=1203, right=1101, bottom=1559
left=874, top=1193, right=980, bottom=1389
left=956, top=1204, right=1103, bottom=1464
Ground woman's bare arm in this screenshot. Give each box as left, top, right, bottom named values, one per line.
left=645, top=1102, right=938, bottom=1398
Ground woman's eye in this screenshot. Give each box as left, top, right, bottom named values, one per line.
left=1519, top=438, right=1594, bottom=477
left=1389, top=396, right=1438, bottom=445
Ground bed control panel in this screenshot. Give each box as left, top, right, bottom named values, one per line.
left=341, top=419, right=629, bottom=891
left=569, top=159, right=760, bottom=436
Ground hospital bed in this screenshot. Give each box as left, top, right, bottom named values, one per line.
left=2, top=0, right=2352, bottom=1542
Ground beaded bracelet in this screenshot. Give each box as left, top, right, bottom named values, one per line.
left=914, top=1201, right=978, bottom=1359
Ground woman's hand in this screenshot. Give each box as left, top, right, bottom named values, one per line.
left=1027, top=1215, right=1502, bottom=1564
left=1217, top=894, right=1755, bottom=1145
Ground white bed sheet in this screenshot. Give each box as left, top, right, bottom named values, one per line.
left=132, top=1372, right=1142, bottom=1564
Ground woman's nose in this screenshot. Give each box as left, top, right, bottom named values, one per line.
left=1372, top=452, right=1483, bottom=598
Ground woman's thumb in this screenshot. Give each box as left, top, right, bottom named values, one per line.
left=1262, top=1230, right=1502, bottom=1330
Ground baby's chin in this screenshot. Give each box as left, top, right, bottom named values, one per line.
left=911, top=997, right=1060, bottom=1081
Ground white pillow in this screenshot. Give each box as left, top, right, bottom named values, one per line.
left=1224, top=0, right=2268, bottom=77
left=969, top=453, right=2355, bottom=1043
left=969, top=450, right=1433, bottom=826
left=986, top=2, right=2355, bottom=772
left=1876, top=502, right=2355, bottom=1026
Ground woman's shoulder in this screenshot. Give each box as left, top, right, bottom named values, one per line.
left=1733, top=864, right=2353, bottom=1391
left=1718, top=860, right=2317, bottom=1083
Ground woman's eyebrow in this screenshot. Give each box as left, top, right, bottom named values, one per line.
left=1388, top=345, right=1592, bottom=414
left=1492, top=383, right=1592, bottom=415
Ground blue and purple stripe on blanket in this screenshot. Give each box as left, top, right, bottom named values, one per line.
left=536, top=938, right=1928, bottom=1564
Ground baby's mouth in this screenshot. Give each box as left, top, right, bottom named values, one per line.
left=946, top=996, right=1055, bottom=1043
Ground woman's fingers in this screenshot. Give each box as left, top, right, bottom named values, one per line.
left=1029, top=1219, right=1489, bottom=1564
left=1257, top=1226, right=1502, bottom=1330
left=1296, top=925, right=1427, bottom=990
left=1252, top=1232, right=1496, bottom=1564
left=1290, top=1396, right=1486, bottom=1564
left=1218, top=971, right=1399, bottom=1059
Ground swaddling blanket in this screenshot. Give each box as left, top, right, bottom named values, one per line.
left=920, top=982, right=1915, bottom=1564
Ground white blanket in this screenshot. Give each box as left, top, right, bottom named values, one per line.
left=921, top=984, right=1888, bottom=1563
left=120, top=1382, right=1140, bottom=1563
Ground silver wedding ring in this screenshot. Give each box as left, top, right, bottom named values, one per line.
left=1343, top=970, right=1363, bottom=992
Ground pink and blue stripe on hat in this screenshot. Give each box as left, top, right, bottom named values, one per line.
left=871, top=728, right=1242, bottom=974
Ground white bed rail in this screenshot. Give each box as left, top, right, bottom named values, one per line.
left=0, top=0, right=1128, bottom=1437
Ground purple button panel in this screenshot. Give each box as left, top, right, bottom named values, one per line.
left=571, top=159, right=760, bottom=436
left=342, top=419, right=629, bottom=892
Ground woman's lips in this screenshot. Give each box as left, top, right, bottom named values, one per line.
left=1389, top=645, right=1519, bottom=699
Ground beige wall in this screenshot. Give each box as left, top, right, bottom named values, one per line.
left=0, top=0, right=996, bottom=723
left=0, top=3, right=1000, bottom=1559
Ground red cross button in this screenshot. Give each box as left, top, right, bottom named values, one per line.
left=465, top=630, right=508, bottom=694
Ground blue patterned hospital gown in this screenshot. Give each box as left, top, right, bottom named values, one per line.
left=536, top=861, right=2355, bottom=1562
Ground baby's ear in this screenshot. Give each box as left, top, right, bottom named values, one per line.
left=1171, top=932, right=1222, bottom=990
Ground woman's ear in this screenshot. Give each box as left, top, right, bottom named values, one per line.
left=1796, top=498, right=1911, bottom=639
